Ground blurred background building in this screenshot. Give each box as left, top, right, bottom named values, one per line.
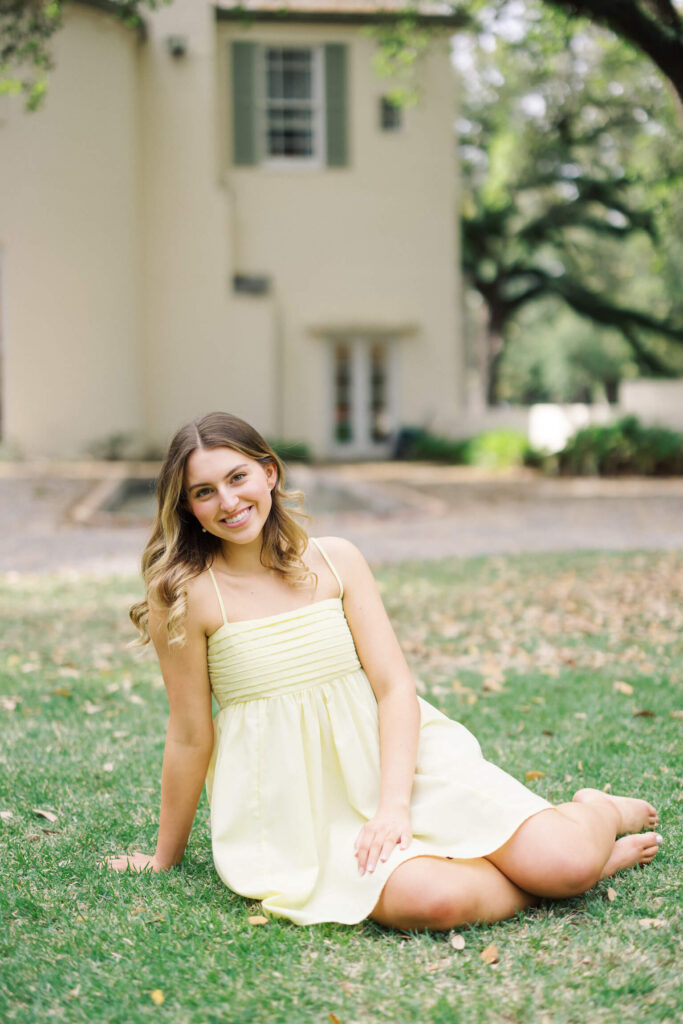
left=0, top=0, right=465, bottom=459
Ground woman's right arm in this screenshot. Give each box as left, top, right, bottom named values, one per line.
left=108, top=587, right=215, bottom=872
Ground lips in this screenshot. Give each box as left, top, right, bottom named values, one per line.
left=220, top=506, right=253, bottom=528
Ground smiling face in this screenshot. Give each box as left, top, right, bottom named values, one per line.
left=184, top=446, right=278, bottom=543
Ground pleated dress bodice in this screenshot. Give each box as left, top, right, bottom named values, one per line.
left=207, top=597, right=361, bottom=707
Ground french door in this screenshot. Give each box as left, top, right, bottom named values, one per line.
left=329, top=337, right=399, bottom=458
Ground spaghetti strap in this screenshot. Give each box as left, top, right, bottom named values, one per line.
left=207, top=565, right=228, bottom=625
left=310, top=538, right=344, bottom=600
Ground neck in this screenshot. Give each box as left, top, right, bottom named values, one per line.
left=219, top=537, right=270, bottom=576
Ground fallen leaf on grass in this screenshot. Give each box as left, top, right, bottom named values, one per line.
left=613, top=681, right=634, bottom=696
left=672, top=710, right=683, bottom=720
left=482, top=677, right=505, bottom=693
left=480, top=943, right=499, bottom=964
left=52, top=687, right=72, bottom=699
left=425, top=961, right=450, bottom=973
left=248, top=915, right=268, bottom=926
left=450, top=933, right=466, bottom=951
left=0, top=810, right=13, bottom=821
left=638, top=917, right=666, bottom=929
left=606, top=887, right=617, bottom=902
left=633, top=709, right=656, bottom=718
left=150, top=990, right=165, bottom=1005
left=525, top=771, right=546, bottom=781
left=102, top=762, right=114, bottom=773
left=33, top=808, right=58, bottom=823
left=574, top=712, right=587, bottom=720
left=329, top=1014, right=341, bottom=1024
left=83, top=702, right=103, bottom=715
left=1, top=696, right=21, bottom=711
left=58, top=667, right=80, bottom=679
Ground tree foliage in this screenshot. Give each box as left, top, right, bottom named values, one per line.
left=457, top=2, right=683, bottom=402
left=0, top=0, right=168, bottom=110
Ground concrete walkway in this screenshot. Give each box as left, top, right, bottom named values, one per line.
left=1, top=461, right=682, bottom=573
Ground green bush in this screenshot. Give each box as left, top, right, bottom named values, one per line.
left=465, top=429, right=530, bottom=469
left=396, top=428, right=531, bottom=468
left=555, top=416, right=683, bottom=476
left=267, top=438, right=312, bottom=463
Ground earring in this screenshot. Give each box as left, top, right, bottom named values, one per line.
left=201, top=527, right=207, bottom=533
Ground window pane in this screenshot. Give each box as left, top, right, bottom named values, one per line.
left=267, top=127, right=313, bottom=157
left=370, top=343, right=391, bottom=441
left=334, top=344, right=353, bottom=443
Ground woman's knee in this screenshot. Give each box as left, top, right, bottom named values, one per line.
left=373, top=867, right=480, bottom=931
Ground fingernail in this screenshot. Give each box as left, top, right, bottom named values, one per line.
left=655, top=834, right=663, bottom=844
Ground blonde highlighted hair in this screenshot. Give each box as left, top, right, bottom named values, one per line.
left=130, top=412, right=312, bottom=646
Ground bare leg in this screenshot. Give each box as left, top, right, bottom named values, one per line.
left=486, top=791, right=661, bottom=899
left=370, top=855, right=537, bottom=932
left=572, top=788, right=658, bottom=831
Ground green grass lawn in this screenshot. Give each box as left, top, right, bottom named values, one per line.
left=1, top=551, right=681, bottom=1024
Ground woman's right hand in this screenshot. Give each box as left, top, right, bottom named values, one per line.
left=106, top=851, right=166, bottom=873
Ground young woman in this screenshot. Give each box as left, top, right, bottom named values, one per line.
left=108, top=411, right=662, bottom=929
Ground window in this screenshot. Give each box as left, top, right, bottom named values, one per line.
left=263, top=47, right=320, bottom=161
left=231, top=41, right=348, bottom=168
left=380, top=96, right=402, bottom=132
left=334, top=343, right=353, bottom=443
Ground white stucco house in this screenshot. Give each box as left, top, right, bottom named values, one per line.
left=0, top=0, right=465, bottom=459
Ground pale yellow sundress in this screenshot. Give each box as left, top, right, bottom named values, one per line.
left=205, top=538, right=551, bottom=926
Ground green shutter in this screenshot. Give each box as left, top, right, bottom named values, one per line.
left=232, top=41, right=256, bottom=166
left=324, top=43, right=348, bottom=168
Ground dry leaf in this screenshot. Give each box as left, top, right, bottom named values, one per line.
left=102, top=762, right=114, bottom=773
left=613, top=681, right=634, bottom=696
left=33, top=808, right=58, bottom=823
left=482, top=677, right=505, bottom=693
left=450, top=933, right=466, bottom=951
left=150, top=990, right=165, bottom=1005
left=638, top=917, right=666, bottom=929
left=83, top=701, right=103, bottom=715
left=633, top=709, right=655, bottom=718
left=329, top=1015, right=341, bottom=1024
left=606, top=887, right=617, bottom=902
left=129, top=694, right=145, bottom=705
left=672, top=710, right=683, bottom=720
left=0, top=810, right=13, bottom=821
left=1, top=696, right=21, bottom=711
left=58, top=667, right=79, bottom=679
left=525, top=770, right=546, bottom=781
left=574, top=712, right=587, bottom=720
left=52, top=687, right=72, bottom=699
left=480, top=943, right=499, bottom=964
left=248, top=915, right=268, bottom=926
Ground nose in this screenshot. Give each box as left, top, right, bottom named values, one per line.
left=217, top=486, right=239, bottom=511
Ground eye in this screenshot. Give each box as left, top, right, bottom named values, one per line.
left=194, top=487, right=213, bottom=499
left=231, top=473, right=246, bottom=483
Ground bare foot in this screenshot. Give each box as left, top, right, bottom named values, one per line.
left=573, top=788, right=658, bottom=834
left=600, top=833, right=663, bottom=878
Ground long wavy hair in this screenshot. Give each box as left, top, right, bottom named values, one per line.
left=130, top=412, right=312, bottom=647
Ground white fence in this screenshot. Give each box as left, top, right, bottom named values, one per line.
left=442, top=380, right=683, bottom=454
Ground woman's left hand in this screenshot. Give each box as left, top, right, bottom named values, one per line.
left=354, top=805, right=412, bottom=876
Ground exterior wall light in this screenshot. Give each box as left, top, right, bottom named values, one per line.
left=166, top=35, right=188, bottom=58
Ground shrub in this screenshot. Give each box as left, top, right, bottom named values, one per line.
left=267, top=439, right=312, bottom=463
left=465, top=429, right=530, bottom=469
left=395, top=428, right=531, bottom=468
left=555, top=416, right=683, bottom=476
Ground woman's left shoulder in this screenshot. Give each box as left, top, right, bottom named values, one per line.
left=313, top=536, right=369, bottom=575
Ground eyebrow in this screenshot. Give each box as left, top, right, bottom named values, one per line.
left=188, top=464, right=249, bottom=493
